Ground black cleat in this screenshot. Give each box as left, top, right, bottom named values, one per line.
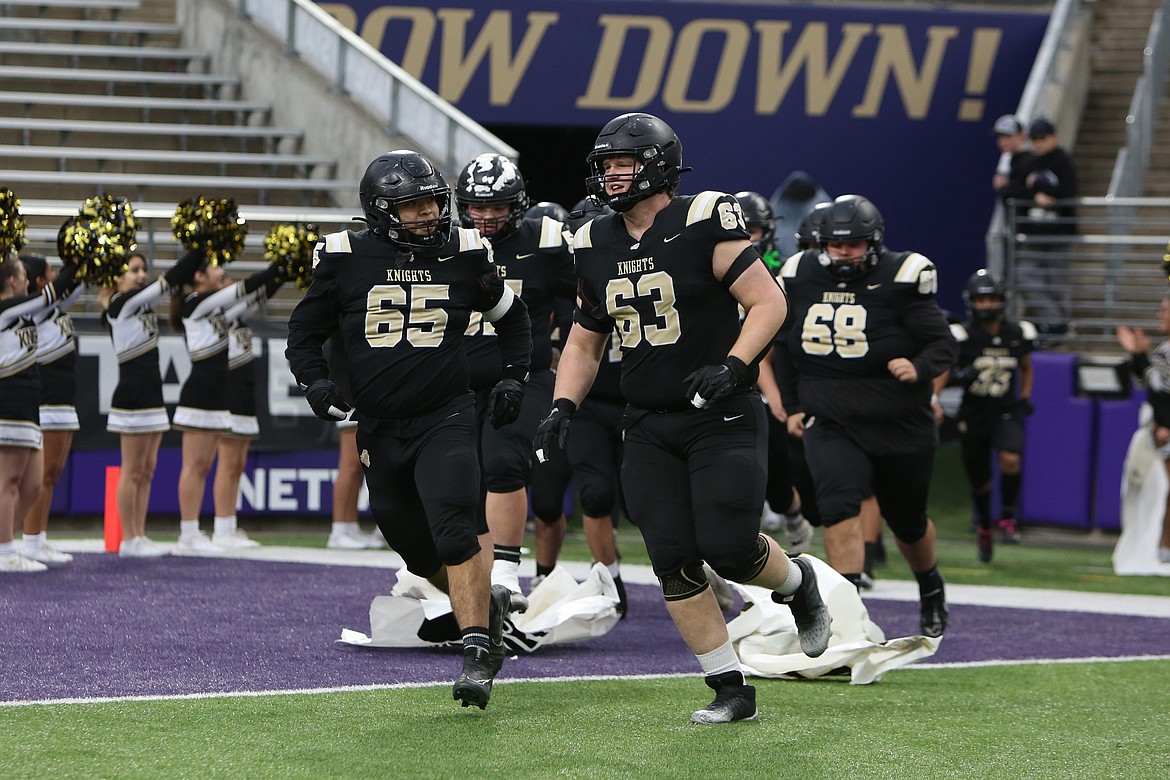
left=920, top=587, right=948, bottom=638
left=487, top=584, right=510, bottom=676
left=977, top=528, right=993, bottom=563
left=691, top=672, right=758, bottom=724
left=452, top=645, right=495, bottom=709
left=772, top=556, right=832, bottom=658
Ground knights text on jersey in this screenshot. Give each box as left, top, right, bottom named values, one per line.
left=777, top=247, right=957, bottom=452
left=463, top=215, right=575, bottom=390
left=572, top=192, right=752, bottom=411
left=286, top=227, right=507, bottom=418
left=950, top=319, right=1037, bottom=418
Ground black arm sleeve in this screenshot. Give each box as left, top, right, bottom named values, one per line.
left=905, top=299, right=959, bottom=381
left=285, top=276, right=340, bottom=388
left=49, top=262, right=79, bottom=300
left=491, top=295, right=532, bottom=380
left=243, top=264, right=283, bottom=295
left=773, top=329, right=802, bottom=415
left=163, top=249, right=205, bottom=290
left=1149, top=389, right=1170, bottom=430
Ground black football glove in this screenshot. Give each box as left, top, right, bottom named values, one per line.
left=534, top=398, right=577, bottom=464
left=684, top=356, right=751, bottom=409
left=487, top=377, right=526, bottom=429
left=304, top=379, right=351, bottom=422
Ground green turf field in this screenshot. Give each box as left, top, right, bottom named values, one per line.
left=6, top=443, right=1169, bottom=778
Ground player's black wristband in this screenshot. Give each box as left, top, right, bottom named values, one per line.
left=502, top=364, right=530, bottom=383
left=725, top=355, right=751, bottom=385
left=551, top=397, right=577, bottom=417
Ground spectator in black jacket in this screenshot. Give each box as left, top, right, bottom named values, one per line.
left=1018, top=118, right=1078, bottom=338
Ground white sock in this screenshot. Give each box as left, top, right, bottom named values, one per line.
left=180, top=519, right=200, bottom=536
left=606, top=560, right=621, bottom=579
left=774, top=557, right=803, bottom=596
left=214, top=515, right=237, bottom=535
left=695, top=640, right=741, bottom=677
left=0, top=541, right=16, bottom=557
left=491, top=559, right=521, bottom=592
left=333, top=521, right=360, bottom=535
left=22, top=531, right=46, bottom=553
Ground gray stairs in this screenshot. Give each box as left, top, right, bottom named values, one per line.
left=0, top=0, right=340, bottom=209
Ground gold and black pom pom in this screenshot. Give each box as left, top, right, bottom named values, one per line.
left=263, top=222, right=318, bottom=291
left=0, top=187, right=28, bottom=260
left=58, top=195, right=139, bottom=287
left=172, top=196, right=246, bottom=266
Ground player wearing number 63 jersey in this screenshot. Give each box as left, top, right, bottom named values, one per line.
left=773, top=194, right=957, bottom=638
left=536, top=113, right=833, bottom=725
left=286, top=150, right=530, bottom=712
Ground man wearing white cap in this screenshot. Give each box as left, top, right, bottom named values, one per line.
left=991, top=114, right=1032, bottom=199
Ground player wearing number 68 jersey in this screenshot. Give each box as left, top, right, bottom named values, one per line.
left=773, top=194, right=957, bottom=638
left=286, top=150, right=531, bottom=711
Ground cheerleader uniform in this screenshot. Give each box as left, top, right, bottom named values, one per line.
left=224, top=293, right=263, bottom=438
left=34, top=284, right=83, bottom=432
left=173, top=266, right=281, bottom=432
left=105, top=250, right=203, bottom=434
left=0, top=265, right=79, bottom=449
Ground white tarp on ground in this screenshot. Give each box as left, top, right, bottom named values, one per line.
left=729, top=555, right=939, bottom=685
left=339, top=562, right=622, bottom=651
left=1115, top=426, right=1170, bottom=576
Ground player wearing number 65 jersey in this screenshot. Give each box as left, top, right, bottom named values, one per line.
left=533, top=112, right=832, bottom=725
left=285, top=150, right=531, bottom=711
left=773, top=194, right=957, bottom=638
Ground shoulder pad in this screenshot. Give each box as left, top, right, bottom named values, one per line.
left=685, top=191, right=729, bottom=226
left=456, top=226, right=485, bottom=253
left=949, top=322, right=969, bottom=342
left=313, top=230, right=353, bottom=268
left=779, top=252, right=804, bottom=279
left=572, top=220, right=594, bottom=250
left=538, top=217, right=568, bottom=249
left=892, top=252, right=937, bottom=295
left=1019, top=320, right=1039, bottom=341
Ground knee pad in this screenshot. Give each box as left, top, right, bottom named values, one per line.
left=888, top=514, right=929, bottom=546
left=657, top=560, right=710, bottom=602
left=579, top=481, right=616, bottom=519
left=709, top=533, right=771, bottom=583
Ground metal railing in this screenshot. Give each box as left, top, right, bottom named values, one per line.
left=227, top=0, right=517, bottom=173
left=1107, top=0, right=1170, bottom=199
left=1003, top=196, right=1170, bottom=354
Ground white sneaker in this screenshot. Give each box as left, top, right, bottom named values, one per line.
left=24, top=540, right=74, bottom=565
left=212, top=529, right=261, bottom=549
left=120, top=536, right=170, bottom=558
left=1159, top=547, right=1170, bottom=564
left=175, top=530, right=224, bottom=554
left=327, top=529, right=371, bottom=550
left=761, top=506, right=783, bottom=533
left=0, top=553, right=49, bottom=573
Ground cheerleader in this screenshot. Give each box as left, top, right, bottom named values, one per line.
left=0, top=256, right=79, bottom=573
left=101, top=249, right=203, bottom=557
left=17, top=254, right=83, bottom=566
left=209, top=273, right=282, bottom=548
left=169, top=257, right=282, bottom=552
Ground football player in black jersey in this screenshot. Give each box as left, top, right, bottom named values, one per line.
left=774, top=194, right=957, bottom=638
left=286, top=150, right=532, bottom=711
left=455, top=153, right=576, bottom=612
left=949, top=270, right=1036, bottom=561
left=533, top=113, right=832, bottom=724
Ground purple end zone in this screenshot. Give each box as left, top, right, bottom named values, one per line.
left=1, top=555, right=1166, bottom=702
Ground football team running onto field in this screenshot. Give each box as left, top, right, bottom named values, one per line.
left=0, top=110, right=974, bottom=720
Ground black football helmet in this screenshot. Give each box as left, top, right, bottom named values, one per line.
left=567, top=196, right=614, bottom=234
left=963, top=269, right=1007, bottom=322
left=358, top=151, right=452, bottom=248
left=795, top=201, right=832, bottom=251
left=818, top=194, right=884, bottom=280
left=525, top=201, right=569, bottom=224
left=734, top=191, right=776, bottom=258
left=585, top=113, right=685, bottom=212
left=455, top=153, right=529, bottom=238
